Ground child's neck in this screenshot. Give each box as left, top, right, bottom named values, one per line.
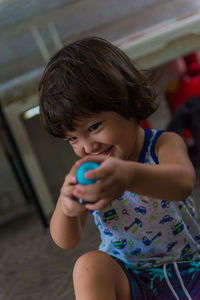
left=131, top=126, right=145, bottom=162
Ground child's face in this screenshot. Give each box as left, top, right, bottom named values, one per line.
left=65, top=111, right=144, bottom=161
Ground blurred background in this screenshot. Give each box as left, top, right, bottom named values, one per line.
left=1, top=0, right=200, bottom=299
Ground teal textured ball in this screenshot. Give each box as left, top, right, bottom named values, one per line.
left=76, top=162, right=99, bottom=185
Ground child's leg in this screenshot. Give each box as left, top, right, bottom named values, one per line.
left=73, top=250, right=132, bottom=300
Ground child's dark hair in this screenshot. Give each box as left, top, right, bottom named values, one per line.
left=39, top=36, right=159, bottom=138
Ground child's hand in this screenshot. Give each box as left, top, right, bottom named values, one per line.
left=73, top=156, right=129, bottom=210
left=59, top=163, right=88, bottom=217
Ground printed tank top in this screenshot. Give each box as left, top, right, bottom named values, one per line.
left=91, top=129, right=200, bottom=269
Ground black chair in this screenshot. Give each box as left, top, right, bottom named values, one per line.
left=167, top=96, right=200, bottom=167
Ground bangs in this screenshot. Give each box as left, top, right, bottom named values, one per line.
left=61, top=105, right=99, bottom=133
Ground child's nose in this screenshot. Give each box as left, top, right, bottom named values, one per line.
left=83, top=140, right=100, bottom=155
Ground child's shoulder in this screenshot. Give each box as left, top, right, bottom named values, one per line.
left=155, top=130, right=190, bottom=161
left=146, top=129, right=184, bottom=153
left=155, top=130, right=186, bottom=148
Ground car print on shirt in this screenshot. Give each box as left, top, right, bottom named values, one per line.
left=134, top=206, right=146, bottom=215
left=111, top=238, right=127, bottom=249
left=161, top=200, right=170, bottom=209
left=180, top=243, right=192, bottom=258
left=103, top=229, right=113, bottom=236
left=159, top=215, right=173, bottom=224
left=184, top=254, right=194, bottom=262
left=171, top=220, right=184, bottom=235
left=130, top=248, right=142, bottom=256
left=103, top=209, right=119, bottom=223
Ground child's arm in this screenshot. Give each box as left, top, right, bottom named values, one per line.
left=125, top=132, right=195, bottom=200
left=50, top=163, right=88, bottom=249
left=73, top=132, right=195, bottom=210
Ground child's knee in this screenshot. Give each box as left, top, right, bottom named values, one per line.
left=73, top=250, right=110, bottom=281
left=73, top=250, right=131, bottom=300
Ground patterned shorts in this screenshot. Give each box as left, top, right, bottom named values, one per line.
left=111, top=256, right=200, bottom=300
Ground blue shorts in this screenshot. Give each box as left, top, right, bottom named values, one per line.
left=111, top=256, right=200, bottom=300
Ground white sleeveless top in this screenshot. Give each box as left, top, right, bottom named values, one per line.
left=91, top=129, right=200, bottom=269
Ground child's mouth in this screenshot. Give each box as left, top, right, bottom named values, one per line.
left=102, top=146, right=113, bottom=156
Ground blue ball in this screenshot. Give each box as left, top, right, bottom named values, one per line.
left=76, top=162, right=99, bottom=185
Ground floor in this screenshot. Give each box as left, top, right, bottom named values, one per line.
left=0, top=210, right=100, bottom=300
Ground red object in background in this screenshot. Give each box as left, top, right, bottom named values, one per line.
left=141, top=52, right=200, bottom=131
left=165, top=52, right=200, bottom=141
left=166, top=52, right=200, bottom=113
left=140, top=119, right=151, bottom=129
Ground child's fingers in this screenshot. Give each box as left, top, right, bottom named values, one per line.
left=64, top=161, right=79, bottom=185
left=85, top=198, right=112, bottom=210
left=64, top=174, right=77, bottom=185
left=85, top=167, right=107, bottom=180
left=61, top=184, right=76, bottom=197
left=62, top=196, right=88, bottom=216
left=85, top=161, right=112, bottom=180
left=73, top=180, right=113, bottom=202
left=67, top=197, right=87, bottom=210
left=61, top=185, right=89, bottom=212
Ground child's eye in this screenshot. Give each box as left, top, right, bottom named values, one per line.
left=67, top=137, right=77, bottom=143
left=89, top=122, right=102, bottom=132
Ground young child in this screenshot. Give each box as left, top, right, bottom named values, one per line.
left=39, top=37, right=200, bottom=300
